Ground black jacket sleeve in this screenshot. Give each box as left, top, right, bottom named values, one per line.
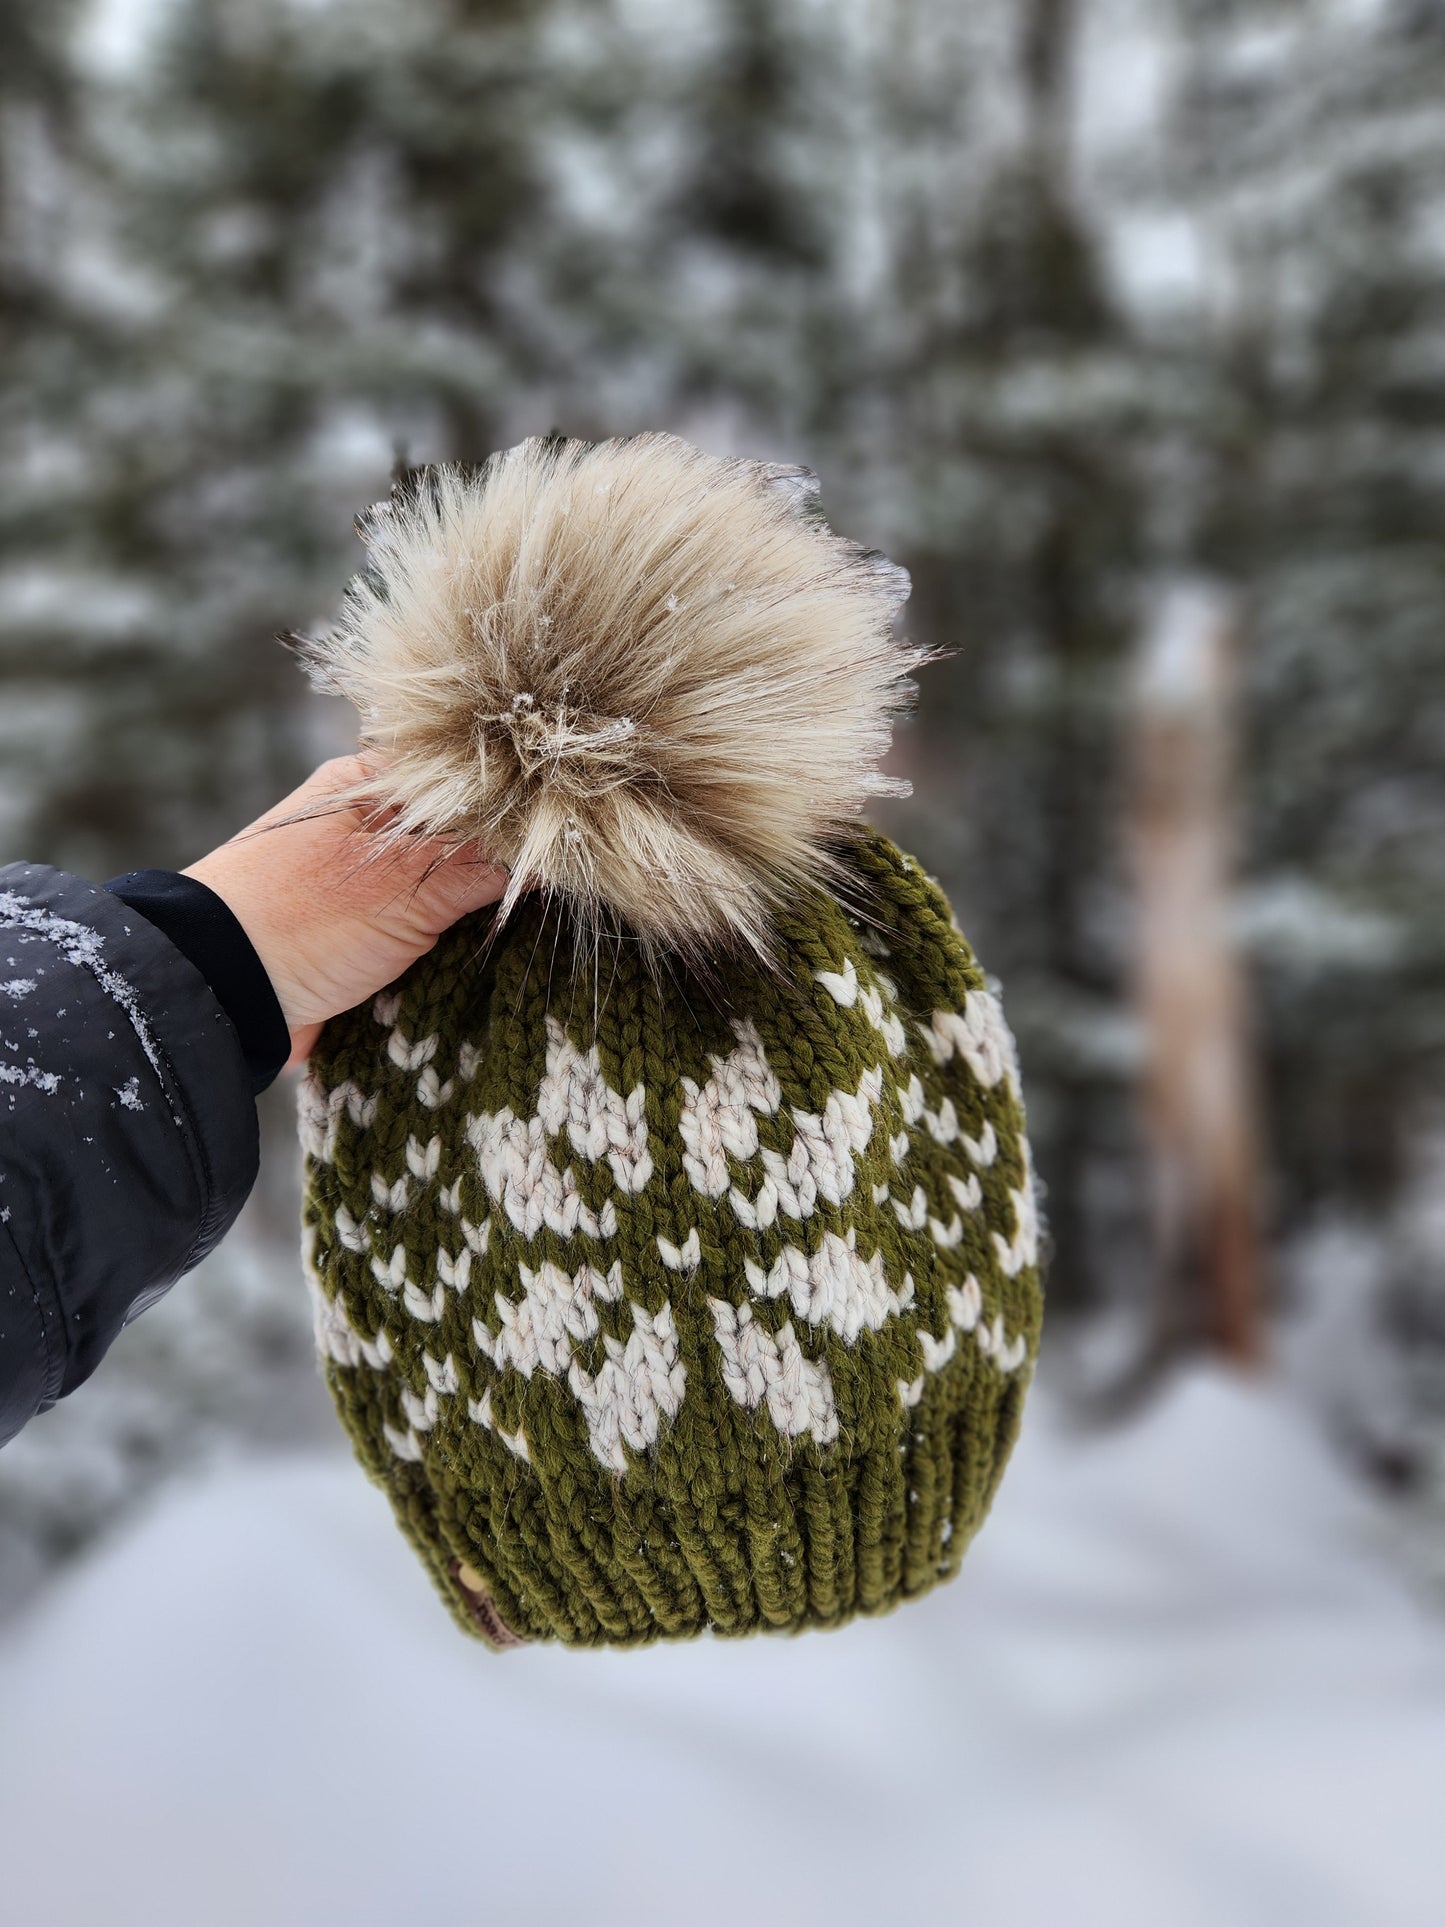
left=0, top=864, right=264, bottom=1448
left=105, top=869, right=291, bottom=1098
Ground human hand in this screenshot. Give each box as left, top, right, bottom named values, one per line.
left=184, top=755, right=508, bottom=1067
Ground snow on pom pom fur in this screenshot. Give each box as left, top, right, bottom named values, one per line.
left=292, top=433, right=922, bottom=968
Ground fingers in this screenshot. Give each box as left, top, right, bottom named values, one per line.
left=395, top=841, right=511, bottom=931
left=438, top=850, right=512, bottom=916
left=267, top=758, right=506, bottom=926
left=185, top=753, right=520, bottom=1062
left=285, top=1022, right=322, bottom=1070
left=310, top=754, right=514, bottom=929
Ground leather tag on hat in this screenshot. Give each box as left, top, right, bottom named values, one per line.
left=449, top=1558, right=527, bottom=1649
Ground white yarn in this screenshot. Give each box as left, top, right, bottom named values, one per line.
left=993, top=1151, right=1040, bottom=1280
left=814, top=955, right=908, bottom=1056
left=657, top=1229, right=701, bottom=1273
left=893, top=1185, right=929, bottom=1231
left=304, top=1263, right=393, bottom=1373
left=423, top=1352, right=460, bottom=1395
left=436, top=1245, right=471, bottom=1292
left=467, top=1107, right=618, bottom=1240
left=334, top=1207, right=368, bottom=1254
left=948, top=1276, right=984, bottom=1332
left=382, top=1423, right=426, bottom=1462
left=567, top=1302, right=687, bottom=1473
left=406, top=1134, right=442, bottom=1180
left=416, top=1065, right=455, bottom=1110
left=707, top=1299, right=839, bottom=1445
left=370, top=1245, right=408, bottom=1293
left=371, top=1172, right=409, bottom=1213
left=535, top=1015, right=653, bottom=1194
left=900, top=1074, right=928, bottom=1125
left=725, top=1062, right=884, bottom=1227
left=468, top=1385, right=530, bottom=1461
left=403, top=1279, right=446, bottom=1324
left=399, top=1384, right=439, bottom=1432
left=948, top=1172, right=983, bottom=1213
left=297, top=1074, right=377, bottom=1163
left=903, top=1270, right=1030, bottom=1408
left=743, top=1227, right=915, bottom=1344
left=387, top=1026, right=438, bottom=1072
left=471, top=1258, right=625, bottom=1379
left=921, top=992, right=1022, bottom=1097
left=679, top=1019, right=782, bottom=1199
left=917, top=1325, right=958, bottom=1372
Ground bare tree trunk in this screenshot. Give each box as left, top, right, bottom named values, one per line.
left=1021, top=0, right=1075, bottom=184
left=1130, top=581, right=1267, bottom=1366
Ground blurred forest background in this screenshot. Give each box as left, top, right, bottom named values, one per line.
left=2, top=0, right=1443, bottom=1616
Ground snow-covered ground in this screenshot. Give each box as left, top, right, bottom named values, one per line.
left=0, top=1366, right=1441, bottom=1927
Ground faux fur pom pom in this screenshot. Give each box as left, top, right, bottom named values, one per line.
left=292, top=433, right=923, bottom=969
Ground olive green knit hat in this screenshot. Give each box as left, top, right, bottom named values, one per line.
left=295, top=433, right=1043, bottom=1649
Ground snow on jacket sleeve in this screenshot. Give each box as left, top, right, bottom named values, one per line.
left=0, top=864, right=260, bottom=1448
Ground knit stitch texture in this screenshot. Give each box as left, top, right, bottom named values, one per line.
left=300, top=833, right=1043, bottom=1648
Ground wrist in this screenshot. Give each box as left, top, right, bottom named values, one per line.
left=105, top=868, right=293, bottom=1094
left=181, top=852, right=309, bottom=1036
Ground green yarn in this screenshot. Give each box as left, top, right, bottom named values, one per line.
left=300, top=832, right=1043, bottom=1649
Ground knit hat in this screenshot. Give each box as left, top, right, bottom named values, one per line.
left=295, top=433, right=1043, bottom=1649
